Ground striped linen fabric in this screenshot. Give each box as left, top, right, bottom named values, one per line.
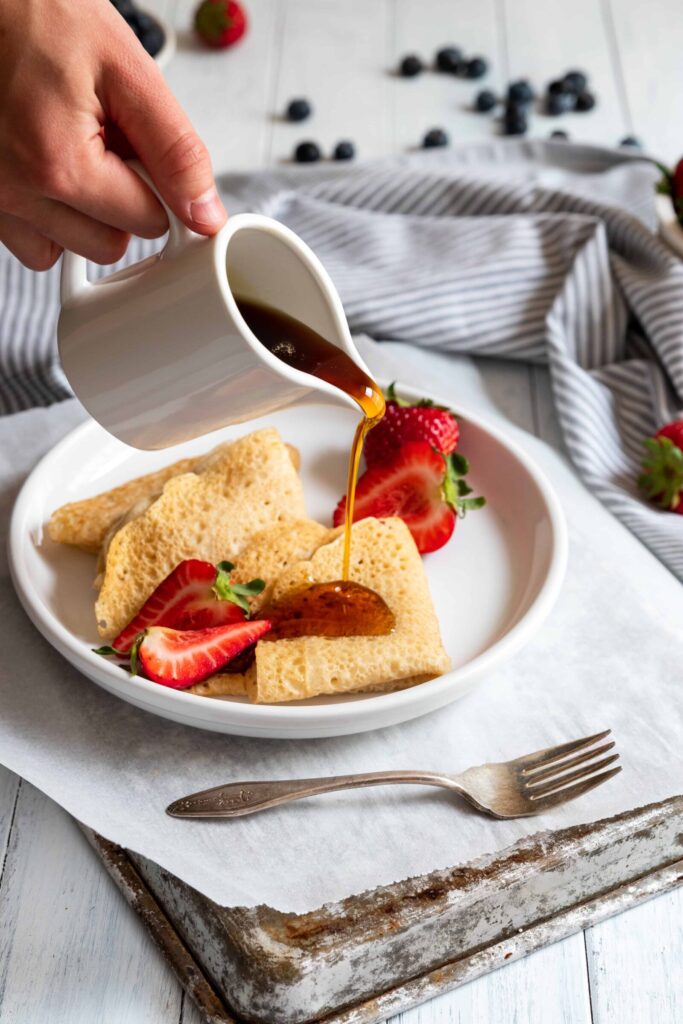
left=0, top=140, right=681, bottom=578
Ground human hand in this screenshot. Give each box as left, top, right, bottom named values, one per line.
left=0, top=0, right=227, bottom=271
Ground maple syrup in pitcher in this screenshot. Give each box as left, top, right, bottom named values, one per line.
left=235, top=296, right=395, bottom=640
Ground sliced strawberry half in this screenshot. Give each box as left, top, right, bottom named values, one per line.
left=133, top=620, right=271, bottom=689
left=111, top=559, right=265, bottom=655
left=333, top=441, right=485, bottom=553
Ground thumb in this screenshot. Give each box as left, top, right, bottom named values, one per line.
left=105, top=59, right=227, bottom=235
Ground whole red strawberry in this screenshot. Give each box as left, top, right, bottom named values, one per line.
left=334, top=441, right=485, bottom=554
left=194, top=0, right=247, bottom=49
left=364, top=383, right=459, bottom=468
left=638, top=420, right=683, bottom=513
left=657, top=159, right=683, bottom=226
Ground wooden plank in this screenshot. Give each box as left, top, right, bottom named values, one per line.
left=0, top=767, right=20, bottom=880
left=0, top=784, right=182, bottom=1024
left=586, top=883, right=683, bottom=1024
left=393, top=0, right=505, bottom=151
left=164, top=0, right=279, bottom=173
left=391, top=934, right=591, bottom=1024
left=268, top=0, right=393, bottom=165
left=501, top=0, right=629, bottom=147
left=604, top=0, right=683, bottom=162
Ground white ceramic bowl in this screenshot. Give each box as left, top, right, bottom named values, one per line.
left=8, top=386, right=568, bottom=739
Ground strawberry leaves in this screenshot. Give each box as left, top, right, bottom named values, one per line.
left=214, top=561, right=266, bottom=614
left=441, top=451, right=486, bottom=516
left=638, top=435, right=683, bottom=511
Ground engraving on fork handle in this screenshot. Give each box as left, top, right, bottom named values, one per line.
left=166, top=771, right=458, bottom=819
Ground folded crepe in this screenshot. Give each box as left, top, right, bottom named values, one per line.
left=188, top=519, right=337, bottom=698
left=208, top=517, right=450, bottom=704
left=48, top=442, right=301, bottom=555
left=95, top=428, right=305, bottom=640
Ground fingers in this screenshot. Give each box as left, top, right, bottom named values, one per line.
left=103, top=58, right=227, bottom=236
left=25, top=196, right=131, bottom=265
left=67, top=141, right=169, bottom=239
left=0, top=212, right=61, bottom=271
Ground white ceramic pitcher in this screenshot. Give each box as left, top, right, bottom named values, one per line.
left=58, top=167, right=373, bottom=450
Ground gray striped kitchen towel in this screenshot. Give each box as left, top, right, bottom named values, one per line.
left=1, top=139, right=681, bottom=579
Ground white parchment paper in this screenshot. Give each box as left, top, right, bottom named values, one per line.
left=0, top=341, right=681, bottom=913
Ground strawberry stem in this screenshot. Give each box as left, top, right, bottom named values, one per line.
left=129, top=631, right=146, bottom=677
left=638, top=435, right=683, bottom=510
left=214, top=561, right=266, bottom=614
left=441, top=451, right=486, bottom=517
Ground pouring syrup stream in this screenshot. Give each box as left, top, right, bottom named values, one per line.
left=234, top=296, right=385, bottom=582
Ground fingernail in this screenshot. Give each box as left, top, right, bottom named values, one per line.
left=190, top=188, right=226, bottom=228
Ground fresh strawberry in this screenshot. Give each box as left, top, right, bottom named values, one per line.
left=364, top=383, right=459, bottom=467
left=132, top=620, right=271, bottom=689
left=333, top=441, right=485, bottom=553
left=638, top=419, right=683, bottom=513
left=110, top=559, right=265, bottom=655
left=194, top=0, right=247, bottom=48
left=657, top=159, right=683, bottom=225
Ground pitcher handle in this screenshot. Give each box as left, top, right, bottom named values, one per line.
left=60, top=160, right=197, bottom=304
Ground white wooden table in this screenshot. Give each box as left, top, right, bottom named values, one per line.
left=2, top=1, right=683, bottom=1020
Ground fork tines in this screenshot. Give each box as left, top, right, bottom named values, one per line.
left=520, top=729, right=621, bottom=806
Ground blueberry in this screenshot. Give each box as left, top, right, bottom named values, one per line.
left=575, top=90, right=596, bottom=112
left=548, top=79, right=570, bottom=96
left=466, top=56, right=488, bottom=79
left=564, top=70, right=588, bottom=94
left=140, top=24, right=165, bottom=55
left=550, top=130, right=569, bottom=139
left=399, top=54, right=423, bottom=77
left=475, top=89, right=498, bottom=112
left=503, top=110, right=528, bottom=136
left=620, top=135, right=642, bottom=149
left=422, top=127, right=449, bottom=148
left=435, top=46, right=463, bottom=73
left=333, top=140, right=355, bottom=161
left=287, top=98, right=312, bottom=122
left=110, top=0, right=137, bottom=16
left=294, top=141, right=322, bottom=163
left=546, top=91, right=575, bottom=115
left=508, top=79, right=534, bottom=105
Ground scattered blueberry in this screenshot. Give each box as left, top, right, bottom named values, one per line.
left=475, top=89, right=498, bottom=112
left=137, top=18, right=165, bottom=56
left=563, top=70, right=588, bottom=94
left=287, top=98, right=312, bottom=122
left=620, top=135, right=642, bottom=149
left=550, top=130, right=569, bottom=139
left=422, top=127, right=449, bottom=149
left=466, top=57, right=488, bottom=79
left=548, top=79, right=571, bottom=96
left=294, top=141, right=322, bottom=163
left=110, top=0, right=138, bottom=16
left=435, top=46, right=463, bottom=73
left=399, top=54, right=423, bottom=78
left=508, top=79, right=534, bottom=105
left=110, top=1, right=166, bottom=57
left=333, top=140, right=356, bottom=161
left=575, top=90, right=596, bottom=112
left=547, top=91, right=575, bottom=115
left=503, top=109, right=528, bottom=136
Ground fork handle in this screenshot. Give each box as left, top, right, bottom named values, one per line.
left=166, top=770, right=457, bottom=819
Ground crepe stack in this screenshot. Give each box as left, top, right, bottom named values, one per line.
left=192, top=517, right=451, bottom=702
left=48, top=427, right=451, bottom=701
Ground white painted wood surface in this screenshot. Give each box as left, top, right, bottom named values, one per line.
left=2, top=0, right=683, bottom=1021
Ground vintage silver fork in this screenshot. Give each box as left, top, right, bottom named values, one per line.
left=166, top=730, right=620, bottom=820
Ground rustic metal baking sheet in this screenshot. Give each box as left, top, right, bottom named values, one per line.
left=82, top=793, right=683, bottom=1024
